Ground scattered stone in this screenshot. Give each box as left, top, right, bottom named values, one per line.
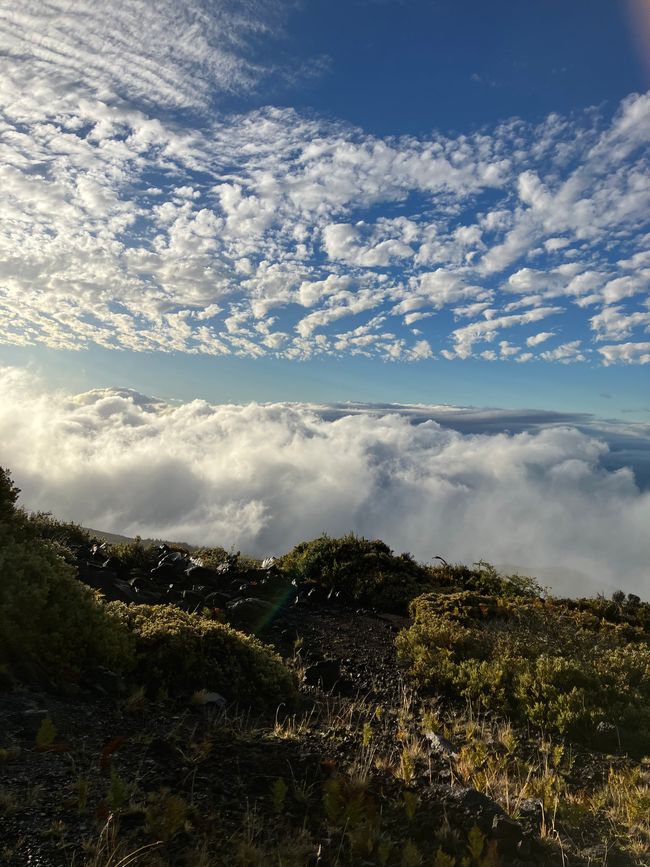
left=424, top=730, right=457, bottom=756
left=304, top=659, right=341, bottom=691
left=18, top=709, right=50, bottom=734
left=192, top=690, right=227, bottom=710
left=491, top=813, right=523, bottom=853
left=516, top=799, right=544, bottom=835
left=226, top=597, right=276, bottom=630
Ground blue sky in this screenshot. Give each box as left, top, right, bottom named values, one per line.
left=0, top=0, right=649, bottom=417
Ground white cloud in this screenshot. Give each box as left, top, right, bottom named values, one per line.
left=590, top=304, right=650, bottom=341
left=598, top=342, right=650, bottom=365
left=445, top=306, right=562, bottom=359
left=0, top=2, right=648, bottom=363
left=0, top=0, right=284, bottom=110
left=2, top=367, right=649, bottom=596
left=527, top=331, right=555, bottom=347
left=540, top=340, right=588, bottom=363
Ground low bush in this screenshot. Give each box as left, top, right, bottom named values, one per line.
left=279, top=533, right=433, bottom=610
left=103, top=537, right=160, bottom=572
left=0, top=526, right=135, bottom=681
left=0, top=468, right=296, bottom=710
left=107, top=603, right=297, bottom=708
left=426, top=559, right=542, bottom=598
left=26, top=512, right=91, bottom=550
left=397, top=592, right=650, bottom=755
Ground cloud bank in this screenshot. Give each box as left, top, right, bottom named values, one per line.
left=2, top=368, right=648, bottom=597
left=0, top=1, right=648, bottom=363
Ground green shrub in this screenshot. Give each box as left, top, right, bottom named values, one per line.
left=397, top=592, right=650, bottom=755
left=193, top=546, right=231, bottom=569
left=426, top=559, right=542, bottom=598
left=106, top=538, right=173, bottom=572
left=26, top=512, right=91, bottom=550
left=0, top=467, right=20, bottom=525
left=279, top=533, right=433, bottom=610
left=107, top=603, right=297, bottom=709
left=0, top=468, right=295, bottom=711
left=0, top=527, right=135, bottom=680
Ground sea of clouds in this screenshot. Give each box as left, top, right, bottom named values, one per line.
left=2, top=367, right=649, bottom=597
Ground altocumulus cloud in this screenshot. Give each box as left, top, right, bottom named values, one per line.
left=1, top=368, right=649, bottom=596
left=0, top=1, right=649, bottom=363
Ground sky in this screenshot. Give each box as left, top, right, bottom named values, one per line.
left=1, top=0, right=649, bottom=593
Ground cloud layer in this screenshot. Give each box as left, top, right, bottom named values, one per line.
left=2, top=368, right=648, bottom=597
left=0, top=1, right=649, bottom=363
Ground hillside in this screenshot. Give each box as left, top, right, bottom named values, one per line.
left=0, top=468, right=648, bottom=867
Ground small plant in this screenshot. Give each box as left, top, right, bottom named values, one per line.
left=401, top=839, right=423, bottom=867
left=145, top=790, right=190, bottom=842
left=279, top=533, right=433, bottom=611
left=35, top=718, right=56, bottom=749
left=270, top=778, right=288, bottom=814
left=107, top=769, right=130, bottom=813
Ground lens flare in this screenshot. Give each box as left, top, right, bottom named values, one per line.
left=625, top=0, right=650, bottom=82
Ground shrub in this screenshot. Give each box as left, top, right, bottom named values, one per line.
left=107, top=603, right=297, bottom=709
left=104, top=537, right=159, bottom=572
left=426, top=559, right=542, bottom=598
left=26, top=512, right=91, bottom=550
left=0, top=467, right=20, bottom=525
left=397, top=592, right=650, bottom=755
left=0, top=468, right=295, bottom=710
left=0, top=527, right=134, bottom=680
left=193, top=546, right=231, bottom=569
left=279, top=533, right=433, bottom=611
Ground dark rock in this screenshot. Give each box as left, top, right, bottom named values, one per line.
left=19, top=708, right=50, bottom=734
left=446, top=787, right=509, bottom=837
left=110, top=578, right=138, bottom=603
left=184, top=564, right=219, bottom=586
left=594, top=719, right=621, bottom=752
left=304, top=659, right=341, bottom=691
left=226, top=597, right=276, bottom=630
left=424, top=730, right=457, bottom=756
left=280, top=627, right=299, bottom=644
left=202, top=591, right=232, bottom=608
left=491, top=813, right=523, bottom=853
left=133, top=587, right=163, bottom=604
left=91, top=666, right=126, bottom=696
left=193, top=691, right=227, bottom=710
left=516, top=799, right=544, bottom=835
left=151, top=563, right=185, bottom=582
left=179, top=590, right=205, bottom=613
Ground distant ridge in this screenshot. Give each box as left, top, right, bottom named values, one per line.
left=496, top=563, right=620, bottom=598
left=84, top=527, right=197, bottom=551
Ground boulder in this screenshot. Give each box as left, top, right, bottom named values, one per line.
left=226, top=597, right=276, bottom=631
left=304, top=659, right=341, bottom=691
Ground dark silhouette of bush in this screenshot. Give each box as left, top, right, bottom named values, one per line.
left=279, top=533, right=433, bottom=610
left=426, top=559, right=542, bottom=598
left=0, top=468, right=134, bottom=681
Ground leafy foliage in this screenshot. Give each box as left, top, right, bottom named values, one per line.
left=279, top=533, right=433, bottom=610
left=427, top=559, right=542, bottom=598
left=397, top=592, right=650, bottom=755
left=0, top=468, right=134, bottom=680
left=107, top=603, right=297, bottom=709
